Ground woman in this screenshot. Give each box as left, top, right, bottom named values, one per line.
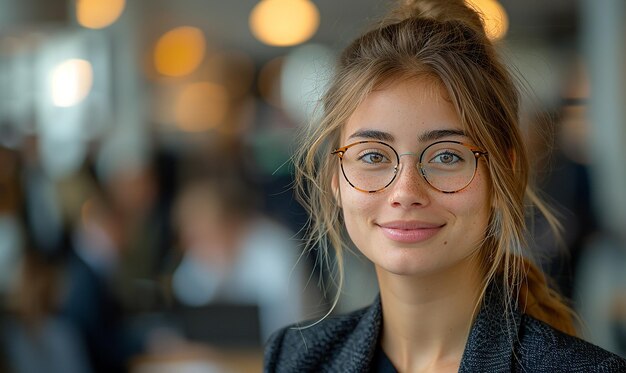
left=264, top=0, right=626, bottom=372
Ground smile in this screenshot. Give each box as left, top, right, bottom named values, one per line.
left=377, top=221, right=444, bottom=244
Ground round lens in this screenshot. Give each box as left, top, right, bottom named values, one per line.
left=340, top=141, right=399, bottom=192
left=419, top=141, right=477, bottom=192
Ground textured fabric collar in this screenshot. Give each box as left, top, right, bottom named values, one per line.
left=332, top=294, right=384, bottom=372
left=347, top=281, right=521, bottom=371
left=458, top=281, right=521, bottom=372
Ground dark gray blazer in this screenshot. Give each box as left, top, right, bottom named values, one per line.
left=264, top=283, right=626, bottom=372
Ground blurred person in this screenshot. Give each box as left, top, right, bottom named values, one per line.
left=19, top=136, right=65, bottom=259
left=96, top=136, right=173, bottom=314
left=0, top=145, right=23, bottom=297
left=524, top=106, right=597, bottom=301
left=61, top=191, right=143, bottom=373
left=1, top=144, right=88, bottom=373
left=3, top=245, right=92, bottom=373
left=0, top=145, right=91, bottom=373
left=168, top=176, right=310, bottom=342
left=576, top=233, right=626, bottom=357
left=559, top=63, right=626, bottom=357
left=265, top=0, right=626, bottom=371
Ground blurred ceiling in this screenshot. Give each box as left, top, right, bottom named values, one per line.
left=136, top=0, right=579, bottom=61
left=0, top=0, right=579, bottom=61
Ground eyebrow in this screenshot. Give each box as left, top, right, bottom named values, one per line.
left=418, top=129, right=467, bottom=143
left=347, top=129, right=395, bottom=142
left=347, top=128, right=466, bottom=143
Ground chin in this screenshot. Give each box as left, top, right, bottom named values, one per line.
left=373, top=242, right=475, bottom=278
left=372, top=248, right=442, bottom=277
left=379, top=263, right=443, bottom=278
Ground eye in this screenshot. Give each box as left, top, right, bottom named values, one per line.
left=430, top=151, right=462, bottom=165
left=357, top=150, right=391, bottom=164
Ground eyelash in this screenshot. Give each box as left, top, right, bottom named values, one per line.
left=357, top=150, right=391, bottom=163
left=429, top=150, right=464, bottom=164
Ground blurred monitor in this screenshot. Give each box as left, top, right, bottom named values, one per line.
left=175, top=303, right=262, bottom=349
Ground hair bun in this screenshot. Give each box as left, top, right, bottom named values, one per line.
left=384, top=0, right=485, bottom=36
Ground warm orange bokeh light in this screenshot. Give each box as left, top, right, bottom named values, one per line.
left=249, top=0, right=320, bottom=47
left=154, top=26, right=206, bottom=78
left=465, top=0, right=509, bottom=41
left=50, top=59, right=94, bottom=107
left=175, top=82, right=229, bottom=132
left=76, top=0, right=126, bottom=29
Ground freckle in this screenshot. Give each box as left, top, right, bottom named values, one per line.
left=444, top=241, right=448, bottom=245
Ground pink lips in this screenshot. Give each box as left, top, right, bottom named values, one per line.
left=377, top=220, right=444, bottom=243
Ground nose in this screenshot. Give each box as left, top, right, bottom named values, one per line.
left=388, top=155, right=431, bottom=208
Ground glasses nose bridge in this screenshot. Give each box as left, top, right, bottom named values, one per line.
left=398, top=151, right=418, bottom=159
left=397, top=151, right=422, bottom=170
left=395, top=151, right=426, bottom=184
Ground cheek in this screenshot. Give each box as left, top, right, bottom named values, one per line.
left=339, top=179, right=377, bottom=232
left=457, top=169, right=492, bottom=229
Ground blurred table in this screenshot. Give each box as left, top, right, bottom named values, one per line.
left=130, top=345, right=263, bottom=373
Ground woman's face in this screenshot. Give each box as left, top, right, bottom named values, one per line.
left=335, top=78, right=491, bottom=277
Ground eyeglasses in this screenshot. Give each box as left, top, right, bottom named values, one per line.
left=331, top=140, right=488, bottom=193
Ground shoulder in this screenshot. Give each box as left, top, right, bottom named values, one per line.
left=264, top=302, right=381, bottom=373
left=518, top=314, right=626, bottom=372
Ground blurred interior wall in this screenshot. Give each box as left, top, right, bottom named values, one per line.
left=0, top=0, right=69, bottom=31
left=580, top=0, right=626, bottom=242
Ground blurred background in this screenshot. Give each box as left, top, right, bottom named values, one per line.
left=1, top=0, right=626, bottom=372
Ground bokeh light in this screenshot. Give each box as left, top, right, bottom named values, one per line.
left=249, top=0, right=320, bottom=47
left=281, top=44, right=334, bottom=124
left=465, top=0, right=509, bottom=41
left=50, top=59, right=93, bottom=107
left=174, top=82, right=229, bottom=132
left=76, top=0, right=126, bottom=29
left=154, top=26, right=206, bottom=77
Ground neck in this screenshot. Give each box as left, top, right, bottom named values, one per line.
left=377, top=254, right=484, bottom=372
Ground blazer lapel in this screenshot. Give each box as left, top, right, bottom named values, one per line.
left=458, top=282, right=521, bottom=373
left=334, top=296, right=383, bottom=372
left=329, top=282, right=520, bottom=372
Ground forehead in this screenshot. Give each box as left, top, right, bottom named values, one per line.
left=342, top=77, right=463, bottom=143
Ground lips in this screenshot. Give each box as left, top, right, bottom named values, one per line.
left=377, top=220, right=444, bottom=243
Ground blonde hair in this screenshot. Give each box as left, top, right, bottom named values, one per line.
left=293, top=0, right=576, bottom=335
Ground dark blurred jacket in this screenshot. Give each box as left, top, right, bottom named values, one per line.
left=60, top=249, right=137, bottom=373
